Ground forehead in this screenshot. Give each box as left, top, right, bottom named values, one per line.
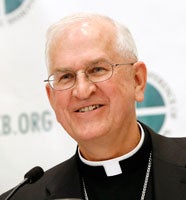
left=48, top=20, right=120, bottom=72
left=57, top=19, right=116, bottom=44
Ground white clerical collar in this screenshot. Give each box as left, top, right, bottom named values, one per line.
left=78, top=122, right=145, bottom=177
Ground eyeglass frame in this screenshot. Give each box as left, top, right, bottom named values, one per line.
left=44, top=61, right=135, bottom=91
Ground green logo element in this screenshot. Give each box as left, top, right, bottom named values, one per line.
left=5, top=0, right=24, bottom=14
left=137, top=83, right=166, bottom=133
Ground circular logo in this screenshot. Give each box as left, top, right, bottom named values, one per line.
left=0, top=0, right=34, bottom=25
left=136, top=71, right=177, bottom=135
left=4, top=0, right=24, bottom=14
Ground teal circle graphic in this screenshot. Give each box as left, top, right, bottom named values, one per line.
left=5, top=0, right=25, bottom=14
left=136, top=83, right=166, bottom=133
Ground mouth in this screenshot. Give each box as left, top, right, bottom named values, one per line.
left=75, top=104, right=103, bottom=113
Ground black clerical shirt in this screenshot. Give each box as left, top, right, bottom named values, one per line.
left=77, top=129, right=153, bottom=200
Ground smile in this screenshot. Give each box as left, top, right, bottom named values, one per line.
left=76, top=104, right=103, bottom=113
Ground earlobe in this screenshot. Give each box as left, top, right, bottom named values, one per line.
left=133, top=61, right=147, bottom=102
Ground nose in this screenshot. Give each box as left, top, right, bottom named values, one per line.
left=72, top=72, right=96, bottom=99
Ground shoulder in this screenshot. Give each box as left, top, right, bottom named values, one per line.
left=44, top=154, right=77, bottom=180
left=142, top=122, right=186, bottom=166
left=0, top=155, right=77, bottom=200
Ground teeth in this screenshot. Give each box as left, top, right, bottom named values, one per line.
left=78, top=105, right=101, bottom=112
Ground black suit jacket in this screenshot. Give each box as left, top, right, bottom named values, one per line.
left=1, top=124, right=186, bottom=200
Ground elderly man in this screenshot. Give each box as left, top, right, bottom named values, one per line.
left=1, top=13, right=186, bottom=200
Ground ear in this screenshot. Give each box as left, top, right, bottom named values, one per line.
left=45, top=84, right=55, bottom=109
left=133, top=61, right=147, bottom=102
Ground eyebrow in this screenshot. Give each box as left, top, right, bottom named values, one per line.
left=52, top=57, right=111, bottom=73
left=88, top=57, right=110, bottom=65
left=52, top=67, right=74, bottom=74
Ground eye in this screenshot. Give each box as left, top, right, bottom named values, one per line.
left=88, top=66, right=108, bottom=76
left=57, top=72, right=75, bottom=83
left=93, top=67, right=105, bottom=72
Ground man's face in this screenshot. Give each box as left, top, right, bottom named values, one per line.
left=46, top=21, right=146, bottom=146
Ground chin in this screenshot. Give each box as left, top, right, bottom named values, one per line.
left=73, top=128, right=109, bottom=143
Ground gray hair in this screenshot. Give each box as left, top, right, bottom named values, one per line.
left=45, top=13, right=138, bottom=71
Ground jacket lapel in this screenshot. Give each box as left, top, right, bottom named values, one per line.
left=45, top=155, right=82, bottom=200
left=146, top=127, right=186, bottom=200
left=152, top=156, right=186, bottom=200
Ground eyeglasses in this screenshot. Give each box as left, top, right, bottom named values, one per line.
left=44, top=61, right=134, bottom=91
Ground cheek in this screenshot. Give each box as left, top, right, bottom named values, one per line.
left=106, top=75, right=136, bottom=111
left=51, top=92, right=70, bottom=121
left=112, top=71, right=135, bottom=97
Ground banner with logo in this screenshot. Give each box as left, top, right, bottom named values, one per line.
left=0, top=0, right=186, bottom=193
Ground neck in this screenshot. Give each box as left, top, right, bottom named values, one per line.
left=79, top=122, right=141, bottom=161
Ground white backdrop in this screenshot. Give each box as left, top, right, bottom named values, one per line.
left=0, top=0, right=186, bottom=194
